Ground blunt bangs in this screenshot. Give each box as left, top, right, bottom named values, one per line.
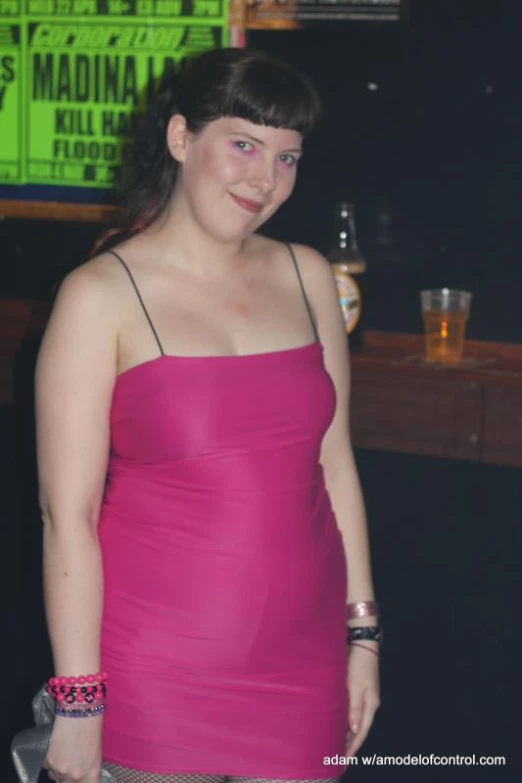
left=220, top=60, right=322, bottom=137
left=179, top=49, right=321, bottom=138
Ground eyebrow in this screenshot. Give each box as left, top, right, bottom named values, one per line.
left=229, top=130, right=302, bottom=155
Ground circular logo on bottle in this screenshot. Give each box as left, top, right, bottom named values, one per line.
left=334, top=272, right=362, bottom=334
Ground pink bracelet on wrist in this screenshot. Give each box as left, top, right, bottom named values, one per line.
left=47, top=682, right=107, bottom=701
left=48, top=670, right=108, bottom=687
left=47, top=671, right=108, bottom=717
left=346, top=601, right=380, bottom=621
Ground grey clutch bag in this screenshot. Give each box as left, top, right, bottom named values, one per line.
left=11, top=685, right=114, bottom=783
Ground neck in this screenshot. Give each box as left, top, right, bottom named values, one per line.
left=140, top=190, right=252, bottom=281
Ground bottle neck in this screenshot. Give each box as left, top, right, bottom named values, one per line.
left=329, top=203, right=366, bottom=273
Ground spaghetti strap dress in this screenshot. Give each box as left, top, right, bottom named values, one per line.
left=98, top=245, right=349, bottom=778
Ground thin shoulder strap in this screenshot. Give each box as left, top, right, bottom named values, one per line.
left=107, top=249, right=165, bottom=356
left=286, top=243, right=320, bottom=343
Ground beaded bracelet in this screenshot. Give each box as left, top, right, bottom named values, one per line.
left=47, top=671, right=108, bottom=717
left=47, top=682, right=107, bottom=704
left=56, top=704, right=106, bottom=718
left=48, top=671, right=108, bottom=688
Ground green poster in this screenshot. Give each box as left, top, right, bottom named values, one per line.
left=0, top=1, right=229, bottom=187
left=0, top=23, right=22, bottom=182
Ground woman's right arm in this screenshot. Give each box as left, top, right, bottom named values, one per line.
left=35, top=259, right=119, bottom=783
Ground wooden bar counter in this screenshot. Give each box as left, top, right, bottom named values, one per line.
left=350, top=331, right=522, bottom=467
left=2, top=299, right=522, bottom=468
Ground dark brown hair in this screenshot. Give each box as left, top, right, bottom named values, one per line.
left=92, top=47, right=321, bottom=255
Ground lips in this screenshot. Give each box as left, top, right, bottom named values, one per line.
left=230, top=193, right=264, bottom=213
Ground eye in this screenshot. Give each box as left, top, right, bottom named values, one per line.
left=278, top=153, right=299, bottom=168
left=233, top=140, right=254, bottom=153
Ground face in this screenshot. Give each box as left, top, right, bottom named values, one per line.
left=167, top=115, right=303, bottom=242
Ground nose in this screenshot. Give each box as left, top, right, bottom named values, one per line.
left=249, top=157, right=277, bottom=194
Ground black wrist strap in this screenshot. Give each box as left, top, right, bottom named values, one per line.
left=347, top=625, right=383, bottom=645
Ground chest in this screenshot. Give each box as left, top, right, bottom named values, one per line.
left=121, top=269, right=314, bottom=359
left=110, top=348, right=336, bottom=463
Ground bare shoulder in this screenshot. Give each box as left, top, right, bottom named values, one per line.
left=287, top=242, right=332, bottom=273
left=286, top=242, right=340, bottom=305
left=57, top=250, right=125, bottom=297
left=50, top=251, right=127, bottom=328
left=37, top=251, right=126, bottom=385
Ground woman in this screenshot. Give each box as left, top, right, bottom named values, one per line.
left=36, top=47, right=380, bottom=783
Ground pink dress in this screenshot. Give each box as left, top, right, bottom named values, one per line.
left=97, top=248, right=349, bottom=778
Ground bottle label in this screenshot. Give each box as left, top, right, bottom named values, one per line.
left=333, top=269, right=362, bottom=334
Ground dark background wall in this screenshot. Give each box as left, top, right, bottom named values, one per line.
left=2, top=0, right=522, bottom=338
left=3, top=1, right=521, bottom=781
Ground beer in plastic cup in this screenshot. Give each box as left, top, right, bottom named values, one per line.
left=420, top=288, right=472, bottom=364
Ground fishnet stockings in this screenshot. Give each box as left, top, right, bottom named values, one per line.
left=103, top=767, right=226, bottom=783
left=230, top=778, right=340, bottom=783
left=103, top=765, right=341, bottom=783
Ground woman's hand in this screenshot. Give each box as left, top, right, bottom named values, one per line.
left=345, top=642, right=380, bottom=758
left=43, top=714, right=103, bottom=783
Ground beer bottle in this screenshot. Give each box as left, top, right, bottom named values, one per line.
left=327, top=201, right=367, bottom=351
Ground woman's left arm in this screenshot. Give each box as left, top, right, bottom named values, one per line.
left=294, top=244, right=381, bottom=756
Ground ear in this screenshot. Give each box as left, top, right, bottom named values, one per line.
left=166, top=114, right=190, bottom=163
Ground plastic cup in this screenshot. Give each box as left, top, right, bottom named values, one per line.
left=420, top=288, right=472, bottom=364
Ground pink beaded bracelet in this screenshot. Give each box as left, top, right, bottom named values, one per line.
left=47, top=682, right=107, bottom=702
left=48, top=670, right=108, bottom=688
